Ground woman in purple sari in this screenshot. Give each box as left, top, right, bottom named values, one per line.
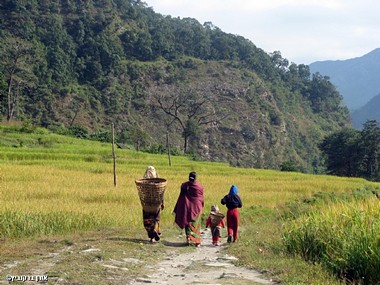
left=173, top=172, right=204, bottom=246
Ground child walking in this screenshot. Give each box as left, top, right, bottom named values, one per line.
left=205, top=205, right=225, bottom=246
left=221, top=185, right=242, bottom=243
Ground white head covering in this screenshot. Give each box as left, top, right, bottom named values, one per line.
left=144, top=166, right=158, bottom=178
left=211, top=204, right=219, bottom=214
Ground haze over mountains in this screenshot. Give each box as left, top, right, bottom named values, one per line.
left=350, top=94, right=380, bottom=129
left=309, top=48, right=380, bottom=129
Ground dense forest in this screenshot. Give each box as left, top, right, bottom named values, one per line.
left=320, top=120, right=380, bottom=181
left=0, top=0, right=352, bottom=172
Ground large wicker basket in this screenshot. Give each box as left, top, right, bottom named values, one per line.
left=210, top=212, right=225, bottom=227
left=135, top=178, right=167, bottom=212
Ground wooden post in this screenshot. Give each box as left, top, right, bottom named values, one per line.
left=166, top=129, right=172, bottom=167
left=112, top=123, right=117, bottom=187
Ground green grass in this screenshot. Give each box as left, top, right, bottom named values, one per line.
left=0, top=211, right=104, bottom=238
left=283, top=198, right=380, bottom=284
left=1, top=124, right=380, bottom=284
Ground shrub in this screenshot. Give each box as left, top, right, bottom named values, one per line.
left=280, top=160, right=299, bottom=172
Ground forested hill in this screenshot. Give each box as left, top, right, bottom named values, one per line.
left=0, top=0, right=350, bottom=171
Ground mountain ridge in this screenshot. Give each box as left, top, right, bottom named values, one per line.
left=309, top=48, right=380, bottom=111
left=351, top=93, right=380, bottom=129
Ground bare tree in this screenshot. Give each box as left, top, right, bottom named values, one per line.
left=1, top=38, right=36, bottom=121
left=112, top=123, right=117, bottom=187
left=68, top=94, right=87, bottom=127
left=165, top=118, right=176, bottom=166
left=154, top=85, right=226, bottom=153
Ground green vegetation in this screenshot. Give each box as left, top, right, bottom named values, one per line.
left=1, top=125, right=380, bottom=284
left=283, top=191, right=380, bottom=284
left=320, top=120, right=380, bottom=181
left=0, top=211, right=104, bottom=239
left=0, top=0, right=350, bottom=170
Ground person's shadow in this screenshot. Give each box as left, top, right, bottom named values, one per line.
left=106, top=236, right=189, bottom=247
left=107, top=236, right=149, bottom=244
left=161, top=240, right=189, bottom=247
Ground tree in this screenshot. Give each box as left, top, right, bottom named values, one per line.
left=154, top=84, right=225, bottom=153
left=270, top=51, right=289, bottom=72
left=307, top=72, right=342, bottom=113
left=319, top=128, right=361, bottom=177
left=358, top=120, right=380, bottom=180
left=0, top=72, right=7, bottom=118
left=149, top=15, right=175, bottom=59
left=319, top=121, right=380, bottom=181
left=126, top=125, right=148, bottom=151
left=39, top=14, right=76, bottom=84
left=209, top=27, right=237, bottom=60
left=0, top=37, right=36, bottom=121
left=0, top=0, right=37, bottom=39
left=68, top=94, right=87, bottom=127
left=280, top=161, right=299, bottom=172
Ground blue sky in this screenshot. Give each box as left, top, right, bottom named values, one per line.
left=143, top=0, right=380, bottom=64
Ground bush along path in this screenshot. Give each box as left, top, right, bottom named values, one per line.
left=130, top=228, right=275, bottom=285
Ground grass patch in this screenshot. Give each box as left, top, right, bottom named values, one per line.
left=283, top=198, right=380, bottom=284
left=0, top=211, right=105, bottom=238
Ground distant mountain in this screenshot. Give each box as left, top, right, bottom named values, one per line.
left=309, top=48, right=380, bottom=111
left=351, top=93, right=380, bottom=129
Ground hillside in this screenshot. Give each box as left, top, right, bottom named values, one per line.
left=351, top=93, right=380, bottom=129
left=309, top=48, right=380, bottom=110
left=0, top=0, right=350, bottom=171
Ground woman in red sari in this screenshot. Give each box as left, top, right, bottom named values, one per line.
left=221, top=184, right=242, bottom=243
left=173, top=172, right=204, bottom=246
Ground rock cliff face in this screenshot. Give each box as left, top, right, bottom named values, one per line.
left=111, top=59, right=350, bottom=172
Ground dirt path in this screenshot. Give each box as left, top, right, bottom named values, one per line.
left=130, top=229, right=275, bottom=285
left=0, top=229, right=276, bottom=284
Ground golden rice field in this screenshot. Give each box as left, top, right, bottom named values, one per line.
left=0, top=124, right=378, bottom=239
left=2, top=124, right=380, bottom=284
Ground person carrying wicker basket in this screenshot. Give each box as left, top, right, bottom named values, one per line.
left=141, top=166, right=164, bottom=243
left=173, top=171, right=204, bottom=246
left=205, top=205, right=225, bottom=246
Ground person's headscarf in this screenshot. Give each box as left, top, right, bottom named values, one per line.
left=229, top=185, right=238, bottom=195
left=144, top=166, right=158, bottom=178
left=211, top=204, right=219, bottom=214
left=189, top=171, right=197, bottom=181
